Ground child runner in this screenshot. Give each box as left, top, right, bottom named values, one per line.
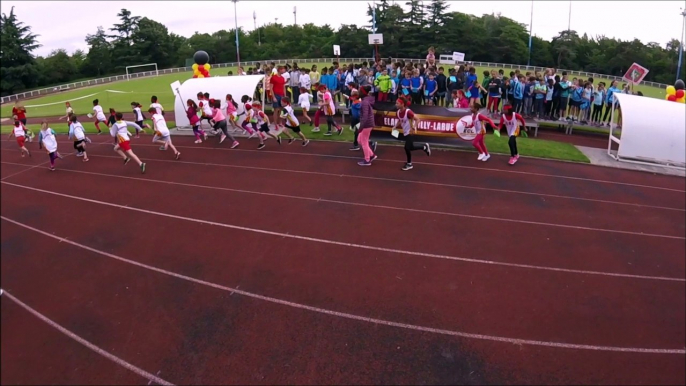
left=464, top=102, right=496, bottom=162
left=150, top=95, right=164, bottom=115
left=320, top=84, right=342, bottom=136
left=68, top=115, right=89, bottom=162
left=298, top=87, right=313, bottom=125
left=110, top=112, right=146, bottom=173
left=280, top=97, right=310, bottom=146
left=390, top=96, right=431, bottom=170
left=591, top=82, right=605, bottom=126
left=38, top=121, right=63, bottom=171
left=91, top=99, right=107, bottom=134
left=225, top=94, right=242, bottom=132
left=198, top=92, right=214, bottom=131
left=497, top=104, right=528, bottom=165
left=7, top=119, right=31, bottom=158
left=186, top=99, right=207, bottom=143
left=349, top=91, right=378, bottom=152
left=61, top=102, right=74, bottom=130
left=357, top=86, right=378, bottom=166
left=252, top=101, right=280, bottom=149
left=12, top=102, right=27, bottom=125
left=12, top=114, right=34, bottom=143
left=149, top=107, right=181, bottom=159
left=239, top=95, right=262, bottom=139
left=211, top=99, right=240, bottom=148
left=131, top=102, right=148, bottom=137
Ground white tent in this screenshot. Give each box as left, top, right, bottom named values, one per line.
left=608, top=93, right=686, bottom=168
left=170, top=75, right=265, bottom=130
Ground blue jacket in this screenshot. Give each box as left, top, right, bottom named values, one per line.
left=351, top=101, right=361, bottom=119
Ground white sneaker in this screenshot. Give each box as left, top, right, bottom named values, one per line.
left=481, top=154, right=491, bottom=162
left=477, top=153, right=485, bottom=161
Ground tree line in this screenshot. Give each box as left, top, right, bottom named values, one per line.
left=1, top=1, right=683, bottom=97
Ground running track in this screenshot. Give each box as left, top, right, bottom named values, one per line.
left=1, top=135, right=684, bottom=385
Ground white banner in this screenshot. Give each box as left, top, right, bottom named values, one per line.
left=333, top=45, right=341, bottom=56
left=452, top=52, right=465, bottom=62
left=368, top=34, right=383, bottom=45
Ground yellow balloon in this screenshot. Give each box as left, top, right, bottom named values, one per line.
left=678, top=96, right=686, bottom=103
left=204, top=63, right=210, bottom=70
left=192, top=63, right=199, bottom=70
left=666, top=85, right=676, bottom=96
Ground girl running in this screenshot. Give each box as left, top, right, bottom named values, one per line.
left=198, top=92, right=214, bottom=131
left=252, top=101, right=280, bottom=148
left=497, top=104, right=528, bottom=165
left=61, top=101, right=74, bottom=130
left=186, top=99, right=207, bottom=143
left=68, top=115, right=89, bottom=162
left=38, top=121, right=63, bottom=171
left=348, top=91, right=377, bottom=153
left=149, top=107, right=181, bottom=159
left=211, top=99, right=240, bottom=148
left=12, top=114, right=34, bottom=143
left=107, top=108, right=117, bottom=127
left=312, top=84, right=325, bottom=132
left=225, top=94, right=242, bottom=132
left=7, top=119, right=31, bottom=158
left=390, top=96, right=431, bottom=171
left=110, top=112, right=146, bottom=173
left=131, top=102, right=150, bottom=137
left=150, top=95, right=164, bottom=115
left=91, top=99, right=107, bottom=134
left=298, top=87, right=313, bottom=125
left=239, top=95, right=262, bottom=139
left=464, top=102, right=495, bottom=162
left=357, top=85, right=379, bottom=166
left=280, top=97, right=310, bottom=146
left=320, top=84, right=342, bottom=136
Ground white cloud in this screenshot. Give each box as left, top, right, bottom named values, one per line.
left=1, top=0, right=684, bottom=58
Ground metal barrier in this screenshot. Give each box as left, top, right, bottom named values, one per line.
left=1, top=57, right=669, bottom=104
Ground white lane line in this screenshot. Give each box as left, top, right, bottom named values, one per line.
left=53, top=153, right=686, bottom=213
left=2, top=216, right=683, bottom=354
left=0, top=289, right=174, bottom=385
left=80, top=139, right=686, bottom=193
left=2, top=138, right=683, bottom=193
left=1, top=153, right=76, bottom=181
left=2, top=185, right=683, bottom=282
left=2, top=162, right=683, bottom=238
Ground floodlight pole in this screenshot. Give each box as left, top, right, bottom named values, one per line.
left=527, top=0, right=533, bottom=67
left=233, top=0, right=241, bottom=69
left=254, top=11, right=260, bottom=46
left=677, top=9, right=686, bottom=82
left=567, top=0, right=571, bottom=32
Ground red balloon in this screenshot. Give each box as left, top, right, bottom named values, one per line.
left=668, top=94, right=677, bottom=101
left=676, top=90, right=685, bottom=99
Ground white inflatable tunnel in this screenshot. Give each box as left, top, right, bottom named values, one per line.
left=170, top=75, right=265, bottom=129
left=608, top=93, right=686, bottom=168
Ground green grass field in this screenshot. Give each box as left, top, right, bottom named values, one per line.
left=2, top=62, right=667, bottom=119
left=1, top=121, right=588, bottom=163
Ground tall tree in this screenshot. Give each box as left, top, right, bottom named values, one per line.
left=109, top=9, right=141, bottom=68
left=82, top=26, right=113, bottom=76
left=0, top=6, right=41, bottom=95
left=131, top=17, right=174, bottom=68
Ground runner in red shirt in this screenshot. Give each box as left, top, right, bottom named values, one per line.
left=12, top=102, right=27, bottom=125
left=270, top=66, right=287, bottom=129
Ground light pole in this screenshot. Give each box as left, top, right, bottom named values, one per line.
left=232, top=0, right=240, bottom=69
left=527, top=0, right=533, bottom=66
left=567, top=0, right=572, bottom=32
left=677, top=9, right=686, bottom=82
left=254, top=11, right=260, bottom=46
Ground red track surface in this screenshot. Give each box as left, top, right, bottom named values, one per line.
left=1, top=135, right=684, bottom=385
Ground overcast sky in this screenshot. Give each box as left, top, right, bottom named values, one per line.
left=2, top=1, right=685, bottom=58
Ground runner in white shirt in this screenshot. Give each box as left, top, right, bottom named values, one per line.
left=68, top=115, right=90, bottom=162
left=297, top=88, right=313, bottom=125
left=61, top=101, right=74, bottom=130
left=131, top=102, right=150, bottom=138
left=280, top=97, right=309, bottom=146
left=91, top=99, right=107, bottom=134
left=38, top=121, right=63, bottom=171
left=110, top=112, right=146, bottom=173
left=150, top=95, right=164, bottom=115
left=149, top=108, right=181, bottom=160
left=7, top=119, right=31, bottom=157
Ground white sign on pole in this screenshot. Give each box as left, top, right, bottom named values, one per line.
left=333, top=45, right=341, bottom=56
left=452, top=52, right=465, bottom=62
left=368, top=34, right=384, bottom=45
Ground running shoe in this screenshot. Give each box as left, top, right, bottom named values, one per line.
left=140, top=163, right=146, bottom=174
left=159, top=146, right=166, bottom=150
left=27, top=150, right=31, bottom=157
left=277, top=137, right=282, bottom=145
left=249, top=132, right=257, bottom=139
left=302, top=140, right=310, bottom=147
left=401, top=163, right=414, bottom=171
left=508, top=157, right=515, bottom=165
left=83, top=158, right=89, bottom=162
left=76, top=152, right=84, bottom=157
left=370, top=155, right=378, bottom=162
left=175, top=152, right=181, bottom=160
left=124, top=157, right=131, bottom=165
left=194, top=139, right=202, bottom=144
left=515, top=154, right=520, bottom=161
left=203, top=133, right=208, bottom=140
left=357, top=160, right=372, bottom=166
left=477, top=153, right=485, bottom=161
left=288, top=138, right=294, bottom=145
left=324, top=131, right=332, bottom=136
left=481, top=154, right=491, bottom=162
left=312, top=127, right=320, bottom=132
left=337, top=127, right=343, bottom=135
left=56, top=152, right=63, bottom=159
left=85, top=137, right=92, bottom=143
left=49, top=166, right=55, bottom=171
left=258, top=143, right=266, bottom=150
left=231, top=141, right=240, bottom=149
left=371, top=142, right=378, bottom=152
left=424, top=143, right=431, bottom=156
left=349, top=146, right=360, bottom=151
left=220, top=134, right=227, bottom=144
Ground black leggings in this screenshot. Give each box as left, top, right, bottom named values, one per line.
left=326, top=115, right=335, bottom=132
left=401, top=134, right=424, bottom=163
left=602, top=103, right=614, bottom=122
left=214, top=120, right=236, bottom=141
left=411, top=91, right=422, bottom=105
left=508, top=135, right=518, bottom=157
left=592, top=104, right=603, bottom=121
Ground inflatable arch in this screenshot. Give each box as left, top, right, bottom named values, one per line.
left=608, top=93, right=686, bottom=168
